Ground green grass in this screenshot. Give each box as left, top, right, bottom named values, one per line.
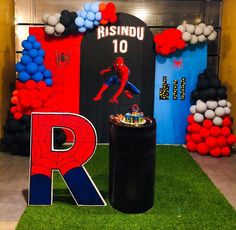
left=17, top=146, right=236, bottom=230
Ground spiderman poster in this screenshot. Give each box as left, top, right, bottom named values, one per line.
left=80, top=13, right=155, bottom=142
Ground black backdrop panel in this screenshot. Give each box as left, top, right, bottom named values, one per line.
left=80, top=13, right=155, bottom=142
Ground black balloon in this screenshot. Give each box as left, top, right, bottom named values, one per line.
left=60, top=15, right=71, bottom=26
left=206, top=88, right=217, bottom=100
left=69, top=23, right=79, bottom=34
left=204, top=69, right=217, bottom=79
left=198, top=73, right=205, bottom=81
left=69, top=12, right=78, bottom=21
left=209, top=78, right=221, bottom=89
left=191, top=90, right=199, bottom=101
left=197, top=78, right=209, bottom=90
left=199, top=90, right=208, bottom=101
left=61, top=10, right=70, bottom=16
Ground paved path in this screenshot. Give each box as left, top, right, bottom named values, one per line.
left=0, top=153, right=28, bottom=230
left=190, top=152, right=236, bottom=209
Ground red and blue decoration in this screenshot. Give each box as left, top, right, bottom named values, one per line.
left=29, top=113, right=106, bottom=206
left=186, top=69, right=236, bottom=157
left=43, top=2, right=117, bottom=37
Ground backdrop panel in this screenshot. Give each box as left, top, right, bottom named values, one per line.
left=80, top=13, right=155, bottom=143
left=154, top=44, right=207, bottom=144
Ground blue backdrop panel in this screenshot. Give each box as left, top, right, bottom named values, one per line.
left=154, top=44, right=207, bottom=144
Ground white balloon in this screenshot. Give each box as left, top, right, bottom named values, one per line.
left=47, top=15, right=58, bottom=26
left=177, top=25, right=186, bottom=33
left=218, top=99, right=227, bottom=107
left=195, top=26, right=204, bottom=36
left=224, top=107, right=231, bottom=115
left=198, top=23, right=206, bottom=28
left=42, top=14, right=49, bottom=24
left=198, top=35, right=206, bottom=42
left=227, top=101, right=232, bottom=108
left=203, top=27, right=212, bottom=36
left=194, top=113, right=204, bottom=123
left=44, top=25, right=55, bottom=35
left=54, top=32, right=61, bottom=37
left=55, top=13, right=61, bottom=21
left=213, top=117, right=223, bottom=126
left=190, top=34, right=198, bottom=45
left=205, top=110, right=216, bottom=119
left=190, top=105, right=196, bottom=114
left=206, top=100, right=218, bottom=110
left=186, top=24, right=195, bottom=34
left=182, top=32, right=192, bottom=42
left=207, top=25, right=214, bottom=33
left=215, top=107, right=225, bottom=117
left=196, top=102, right=207, bottom=113
left=55, top=23, right=65, bottom=33
left=208, top=31, right=217, bottom=41
left=197, top=99, right=204, bottom=104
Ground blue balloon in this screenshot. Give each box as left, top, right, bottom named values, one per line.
left=32, top=72, right=44, bottom=82
left=75, top=17, right=85, bottom=27
left=21, top=55, right=32, bottom=65
left=79, top=27, right=87, bottom=33
left=19, top=71, right=31, bottom=82
left=15, top=62, right=25, bottom=72
left=80, top=10, right=87, bottom=19
left=87, top=12, right=95, bottom=21
left=38, top=65, right=45, bottom=72
left=27, top=35, right=36, bottom=43
left=43, top=70, right=52, bottom=78
left=90, top=3, right=99, bottom=13
left=33, top=41, right=41, bottom=50
left=34, top=56, right=44, bottom=65
left=28, top=49, right=38, bottom=58
left=26, top=62, right=38, bottom=74
left=95, top=12, right=102, bottom=21
left=22, top=40, right=33, bottom=50
left=45, top=78, right=53, bottom=86
left=22, top=49, right=28, bottom=55
left=38, top=49, right=45, bottom=57
left=94, top=20, right=100, bottom=26
left=85, top=19, right=94, bottom=29
left=84, top=3, right=91, bottom=12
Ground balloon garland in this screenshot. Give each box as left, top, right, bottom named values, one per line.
left=43, top=2, right=117, bottom=36
left=154, top=22, right=217, bottom=56
left=186, top=69, right=236, bottom=157
left=2, top=35, right=65, bottom=156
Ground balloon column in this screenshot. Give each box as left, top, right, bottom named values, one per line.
left=186, top=69, right=236, bottom=157
left=1, top=35, right=66, bottom=156
left=154, top=22, right=217, bottom=56
left=43, top=2, right=117, bottom=36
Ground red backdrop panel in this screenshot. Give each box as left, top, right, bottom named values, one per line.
left=29, top=27, right=83, bottom=141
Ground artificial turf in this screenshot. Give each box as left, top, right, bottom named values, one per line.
left=17, top=146, right=236, bottom=230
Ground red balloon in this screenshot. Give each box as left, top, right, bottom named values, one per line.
left=110, top=14, right=117, bottom=23
left=32, top=99, right=42, bottom=110
left=14, top=112, right=23, bottom=120
left=106, top=2, right=116, bottom=12
left=197, top=143, right=209, bottom=155
left=210, top=126, right=221, bottom=137
left=191, top=123, right=201, bottom=133
left=209, top=147, right=221, bottom=157
left=203, top=119, right=213, bottom=129
left=186, top=141, right=197, bottom=152
left=160, top=46, right=171, bottom=56
left=15, top=81, right=25, bottom=90
left=200, top=127, right=210, bottom=139
left=176, top=39, right=186, bottom=49
left=191, top=133, right=202, bottom=143
left=11, top=96, right=19, bottom=105
left=37, top=81, right=47, bottom=91
left=21, top=97, right=31, bottom=108
left=222, top=116, right=232, bottom=127
left=217, top=136, right=227, bottom=147
left=205, top=137, right=217, bottom=149
left=185, top=134, right=191, bottom=142
left=221, top=147, right=231, bottom=157
left=10, top=106, right=17, bottom=114
left=187, top=115, right=194, bottom=124
left=25, top=80, right=37, bottom=90
left=221, top=127, right=231, bottom=137
left=12, top=90, right=19, bottom=96
left=227, top=135, right=236, bottom=145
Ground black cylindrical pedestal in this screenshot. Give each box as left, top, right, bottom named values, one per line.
left=109, top=119, right=156, bottom=213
